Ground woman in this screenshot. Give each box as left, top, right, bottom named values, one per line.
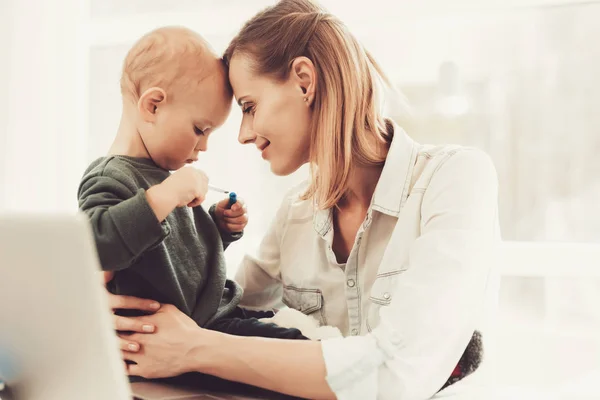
left=110, top=0, right=499, bottom=398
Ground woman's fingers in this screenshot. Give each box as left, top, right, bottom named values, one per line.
left=108, top=293, right=161, bottom=312
left=118, top=336, right=140, bottom=353
left=125, top=362, right=142, bottom=377
left=113, top=315, right=155, bottom=333
left=114, top=304, right=202, bottom=380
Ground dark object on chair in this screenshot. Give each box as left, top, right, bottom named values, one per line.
left=439, top=330, right=484, bottom=391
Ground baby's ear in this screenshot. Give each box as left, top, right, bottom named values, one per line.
left=138, top=87, right=167, bottom=122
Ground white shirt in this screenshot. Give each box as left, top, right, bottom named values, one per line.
left=235, top=123, right=500, bottom=400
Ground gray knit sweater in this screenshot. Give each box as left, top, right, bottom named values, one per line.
left=78, top=155, right=242, bottom=327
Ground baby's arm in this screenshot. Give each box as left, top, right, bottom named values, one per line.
left=78, top=173, right=170, bottom=271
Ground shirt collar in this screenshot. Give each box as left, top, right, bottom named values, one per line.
left=371, top=121, right=419, bottom=217
left=313, top=120, right=419, bottom=235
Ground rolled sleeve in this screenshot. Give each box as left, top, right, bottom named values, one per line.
left=321, top=149, right=499, bottom=400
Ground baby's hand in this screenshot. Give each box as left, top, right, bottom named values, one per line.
left=213, top=197, right=247, bottom=234
left=162, top=167, right=209, bottom=208
left=146, top=167, right=209, bottom=222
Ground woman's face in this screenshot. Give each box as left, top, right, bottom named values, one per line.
left=228, top=53, right=312, bottom=176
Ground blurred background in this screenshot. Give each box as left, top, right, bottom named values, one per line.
left=1, top=0, right=599, bottom=398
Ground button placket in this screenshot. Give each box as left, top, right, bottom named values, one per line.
left=345, top=232, right=366, bottom=336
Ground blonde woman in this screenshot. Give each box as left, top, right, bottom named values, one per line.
left=110, top=1, right=500, bottom=398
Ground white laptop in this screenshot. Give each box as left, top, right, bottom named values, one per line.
left=0, top=214, right=274, bottom=400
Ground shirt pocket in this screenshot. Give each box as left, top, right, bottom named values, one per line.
left=282, top=285, right=327, bottom=326
left=366, top=270, right=404, bottom=332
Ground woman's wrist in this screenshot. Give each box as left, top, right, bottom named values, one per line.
left=185, top=327, right=227, bottom=374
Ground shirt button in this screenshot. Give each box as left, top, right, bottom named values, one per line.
left=351, top=329, right=358, bottom=336
left=383, top=292, right=391, bottom=300
left=347, top=279, right=356, bottom=288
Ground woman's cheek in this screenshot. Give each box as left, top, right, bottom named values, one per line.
left=252, top=114, right=266, bottom=138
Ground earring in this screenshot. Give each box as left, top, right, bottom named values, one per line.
left=304, top=97, right=308, bottom=102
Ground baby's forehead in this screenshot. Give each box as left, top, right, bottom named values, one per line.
left=174, top=62, right=231, bottom=98
left=173, top=69, right=233, bottom=121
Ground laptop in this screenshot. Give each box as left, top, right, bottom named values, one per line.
left=0, top=214, right=276, bottom=400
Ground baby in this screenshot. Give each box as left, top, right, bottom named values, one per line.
left=77, top=27, right=310, bottom=344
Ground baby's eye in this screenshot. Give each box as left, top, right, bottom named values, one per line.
left=194, top=126, right=205, bottom=136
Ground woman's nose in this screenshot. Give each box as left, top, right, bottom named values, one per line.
left=238, top=119, right=257, bottom=145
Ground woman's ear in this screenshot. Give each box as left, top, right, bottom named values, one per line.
left=138, top=87, right=167, bottom=122
left=290, top=56, right=316, bottom=106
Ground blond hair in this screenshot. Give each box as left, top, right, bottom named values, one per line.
left=224, top=0, right=392, bottom=209
left=121, top=26, right=217, bottom=103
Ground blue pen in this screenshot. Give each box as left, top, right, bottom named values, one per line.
left=208, top=190, right=242, bottom=233
left=207, top=185, right=237, bottom=209
left=227, top=192, right=242, bottom=233
left=228, top=192, right=237, bottom=209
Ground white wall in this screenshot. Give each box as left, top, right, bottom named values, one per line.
left=0, top=0, right=88, bottom=212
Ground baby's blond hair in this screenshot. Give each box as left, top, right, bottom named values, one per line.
left=121, top=26, right=218, bottom=103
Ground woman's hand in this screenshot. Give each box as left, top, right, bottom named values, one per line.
left=119, top=304, right=207, bottom=379
left=102, top=272, right=161, bottom=353
left=102, top=273, right=209, bottom=379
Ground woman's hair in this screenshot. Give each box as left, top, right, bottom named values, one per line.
left=224, top=0, right=393, bottom=209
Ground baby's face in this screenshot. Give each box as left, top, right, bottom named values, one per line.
left=143, top=68, right=233, bottom=171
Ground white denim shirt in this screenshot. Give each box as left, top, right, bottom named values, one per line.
left=235, top=123, right=500, bottom=400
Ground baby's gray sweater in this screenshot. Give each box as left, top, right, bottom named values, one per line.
left=78, top=156, right=242, bottom=327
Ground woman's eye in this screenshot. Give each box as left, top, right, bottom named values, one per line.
left=242, top=105, right=255, bottom=115
left=194, top=126, right=205, bottom=135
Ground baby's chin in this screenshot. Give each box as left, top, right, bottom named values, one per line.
left=159, top=159, right=187, bottom=172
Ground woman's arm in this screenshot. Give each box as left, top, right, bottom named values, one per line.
left=122, top=304, right=335, bottom=400
left=194, top=331, right=335, bottom=399
left=234, top=186, right=300, bottom=311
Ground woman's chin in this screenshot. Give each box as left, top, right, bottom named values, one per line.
left=270, top=160, right=303, bottom=177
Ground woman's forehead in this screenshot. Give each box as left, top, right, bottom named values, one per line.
left=228, top=54, right=268, bottom=100
left=228, top=54, right=255, bottom=85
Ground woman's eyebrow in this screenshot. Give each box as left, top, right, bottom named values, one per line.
left=236, top=96, right=249, bottom=107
